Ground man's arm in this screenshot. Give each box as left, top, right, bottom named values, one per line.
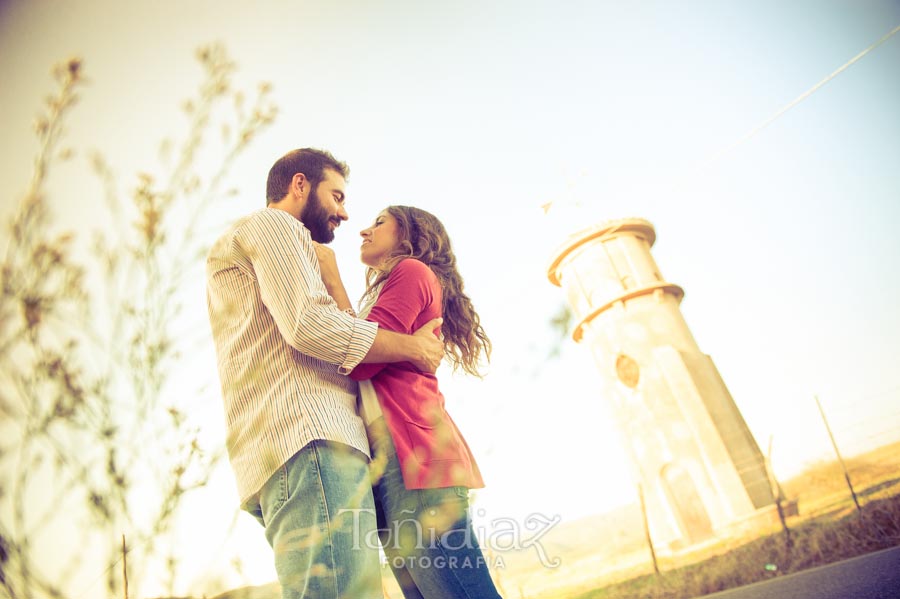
left=314, top=246, right=444, bottom=374
left=363, top=318, right=443, bottom=373
left=240, top=211, right=378, bottom=369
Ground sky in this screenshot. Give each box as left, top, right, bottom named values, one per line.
left=2, top=0, right=900, bottom=597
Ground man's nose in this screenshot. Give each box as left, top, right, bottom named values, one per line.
left=336, top=205, right=349, bottom=221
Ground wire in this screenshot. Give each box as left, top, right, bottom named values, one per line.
left=541, top=23, right=900, bottom=214
left=684, top=22, right=900, bottom=182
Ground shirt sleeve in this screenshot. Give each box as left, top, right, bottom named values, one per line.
left=235, top=209, right=378, bottom=371
left=349, top=259, right=439, bottom=381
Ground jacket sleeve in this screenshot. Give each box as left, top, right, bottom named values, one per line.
left=349, top=259, right=439, bottom=380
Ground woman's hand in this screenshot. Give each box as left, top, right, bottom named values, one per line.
left=313, top=242, right=353, bottom=312
left=313, top=242, right=340, bottom=287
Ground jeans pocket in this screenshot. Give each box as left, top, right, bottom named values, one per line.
left=417, top=486, right=469, bottom=534
left=417, top=486, right=469, bottom=507
left=259, top=461, right=289, bottom=526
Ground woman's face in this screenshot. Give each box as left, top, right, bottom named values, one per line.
left=359, top=210, right=402, bottom=268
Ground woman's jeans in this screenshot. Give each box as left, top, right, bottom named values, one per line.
left=369, top=418, right=502, bottom=599
left=246, top=440, right=383, bottom=599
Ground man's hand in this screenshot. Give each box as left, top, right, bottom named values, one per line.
left=410, top=317, right=444, bottom=373
left=361, top=317, right=445, bottom=371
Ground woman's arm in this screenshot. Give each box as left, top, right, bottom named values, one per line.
left=313, top=242, right=353, bottom=312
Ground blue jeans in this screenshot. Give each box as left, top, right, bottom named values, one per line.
left=369, top=419, right=502, bottom=599
left=246, top=440, right=383, bottom=599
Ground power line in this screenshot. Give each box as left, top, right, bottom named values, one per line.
left=541, top=23, right=900, bottom=214
left=678, top=22, right=900, bottom=187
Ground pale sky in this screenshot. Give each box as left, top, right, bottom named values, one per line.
left=2, top=1, right=899, bottom=597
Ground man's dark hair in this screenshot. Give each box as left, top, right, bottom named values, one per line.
left=265, top=148, right=349, bottom=205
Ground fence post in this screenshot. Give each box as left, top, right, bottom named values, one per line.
left=765, top=436, right=792, bottom=544
left=814, top=395, right=861, bottom=513
left=638, top=483, right=660, bottom=576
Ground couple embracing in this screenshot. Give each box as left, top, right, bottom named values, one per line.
left=207, top=148, right=502, bottom=598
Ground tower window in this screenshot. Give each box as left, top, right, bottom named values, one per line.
left=616, top=353, right=640, bottom=388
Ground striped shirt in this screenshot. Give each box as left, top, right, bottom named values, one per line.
left=206, top=207, right=379, bottom=506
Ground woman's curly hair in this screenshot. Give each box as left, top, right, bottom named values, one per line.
left=362, top=205, right=491, bottom=377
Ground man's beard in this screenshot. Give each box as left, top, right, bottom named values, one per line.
left=300, top=186, right=335, bottom=243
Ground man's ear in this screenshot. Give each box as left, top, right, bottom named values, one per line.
left=293, top=173, right=310, bottom=197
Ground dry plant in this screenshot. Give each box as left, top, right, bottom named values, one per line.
left=570, top=456, right=900, bottom=599
left=0, top=44, right=277, bottom=599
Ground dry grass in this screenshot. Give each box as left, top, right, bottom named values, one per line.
left=570, top=442, right=900, bottom=599
left=199, top=449, right=900, bottom=599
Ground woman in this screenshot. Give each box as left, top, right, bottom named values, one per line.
left=321, top=205, right=501, bottom=598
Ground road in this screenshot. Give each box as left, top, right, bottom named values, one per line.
left=695, top=545, right=900, bottom=599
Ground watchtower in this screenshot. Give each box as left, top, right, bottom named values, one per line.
left=547, top=218, right=777, bottom=549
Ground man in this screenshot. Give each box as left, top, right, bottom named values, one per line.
left=206, top=148, right=443, bottom=599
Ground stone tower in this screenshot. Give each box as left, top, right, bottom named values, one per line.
left=547, top=217, right=777, bottom=550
